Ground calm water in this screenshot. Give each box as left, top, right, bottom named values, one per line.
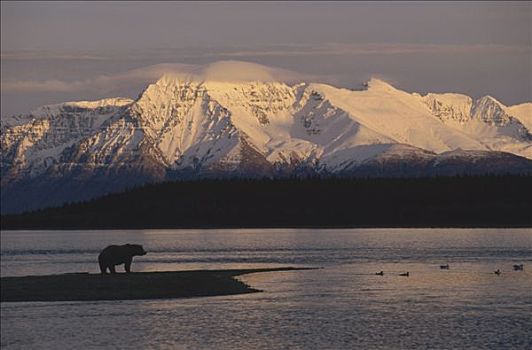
left=1, top=229, right=531, bottom=349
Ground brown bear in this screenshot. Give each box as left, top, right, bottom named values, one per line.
left=98, top=244, right=147, bottom=274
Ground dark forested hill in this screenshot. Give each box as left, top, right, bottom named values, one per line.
left=2, top=176, right=531, bottom=230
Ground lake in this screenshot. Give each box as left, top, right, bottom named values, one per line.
left=1, top=228, right=531, bottom=349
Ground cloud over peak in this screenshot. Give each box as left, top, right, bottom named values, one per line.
left=0, top=61, right=317, bottom=94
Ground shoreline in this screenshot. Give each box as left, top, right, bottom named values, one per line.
left=0, top=267, right=314, bottom=303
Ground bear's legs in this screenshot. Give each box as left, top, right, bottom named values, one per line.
left=99, top=261, right=107, bottom=274
left=124, top=259, right=132, bottom=273
left=109, top=265, right=116, bottom=274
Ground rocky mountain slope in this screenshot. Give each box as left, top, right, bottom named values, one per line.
left=2, top=61, right=531, bottom=213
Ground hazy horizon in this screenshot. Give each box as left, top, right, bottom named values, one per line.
left=1, top=1, right=531, bottom=116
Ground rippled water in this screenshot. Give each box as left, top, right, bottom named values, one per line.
left=1, top=229, right=532, bottom=349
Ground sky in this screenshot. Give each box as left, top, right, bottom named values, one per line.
left=1, top=1, right=531, bottom=116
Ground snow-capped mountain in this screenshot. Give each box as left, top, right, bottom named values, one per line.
left=2, top=61, right=531, bottom=213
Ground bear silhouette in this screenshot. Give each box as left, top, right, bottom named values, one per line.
left=98, top=244, right=147, bottom=274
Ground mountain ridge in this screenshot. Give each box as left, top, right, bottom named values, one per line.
left=2, top=61, right=531, bottom=213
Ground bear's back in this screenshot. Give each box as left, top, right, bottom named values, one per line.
left=99, top=245, right=131, bottom=264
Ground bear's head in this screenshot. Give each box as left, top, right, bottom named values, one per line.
left=127, top=244, right=147, bottom=256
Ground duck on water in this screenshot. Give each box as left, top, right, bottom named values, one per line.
left=513, top=264, right=524, bottom=271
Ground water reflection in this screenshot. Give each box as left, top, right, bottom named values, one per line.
left=1, top=229, right=531, bottom=349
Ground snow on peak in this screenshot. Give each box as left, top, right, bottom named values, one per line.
left=423, top=92, right=472, bottom=106
left=476, top=95, right=507, bottom=110
left=30, top=97, right=133, bottom=117
left=1, top=97, right=133, bottom=128
left=421, top=93, right=473, bottom=124
left=64, top=97, right=133, bottom=109
left=49, top=97, right=132, bottom=109
left=506, top=102, right=532, bottom=130
left=3, top=61, right=531, bottom=184
left=366, top=77, right=398, bottom=91
left=471, top=95, right=513, bottom=126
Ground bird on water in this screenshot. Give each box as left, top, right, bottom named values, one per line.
left=513, top=264, right=524, bottom=271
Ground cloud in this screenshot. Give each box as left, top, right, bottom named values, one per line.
left=0, top=51, right=107, bottom=61
left=1, top=79, right=75, bottom=93
left=2, top=41, right=527, bottom=93
left=2, top=42, right=526, bottom=63
left=158, top=61, right=318, bottom=83
left=196, top=43, right=529, bottom=58
left=0, top=63, right=184, bottom=93
left=0, top=61, right=319, bottom=94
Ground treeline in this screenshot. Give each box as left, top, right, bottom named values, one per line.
left=2, top=175, right=532, bottom=229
